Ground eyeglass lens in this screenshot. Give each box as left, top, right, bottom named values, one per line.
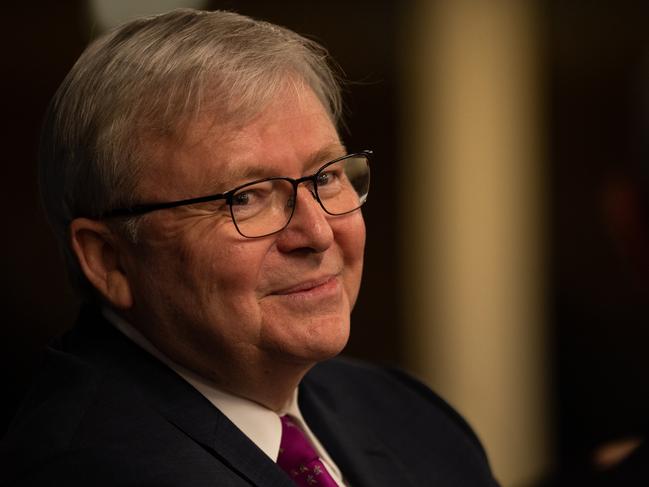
left=231, top=154, right=370, bottom=238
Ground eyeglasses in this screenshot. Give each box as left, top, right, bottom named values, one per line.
left=104, top=151, right=371, bottom=238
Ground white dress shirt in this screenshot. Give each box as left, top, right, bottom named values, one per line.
left=102, top=307, right=347, bottom=485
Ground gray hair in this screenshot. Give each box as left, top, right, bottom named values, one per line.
left=39, top=8, right=343, bottom=297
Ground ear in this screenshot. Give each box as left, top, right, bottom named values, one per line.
left=69, top=218, right=133, bottom=309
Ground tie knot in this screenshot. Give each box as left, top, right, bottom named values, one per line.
left=278, top=415, right=319, bottom=466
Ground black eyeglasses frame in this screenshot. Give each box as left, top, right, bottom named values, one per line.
left=102, top=150, right=371, bottom=238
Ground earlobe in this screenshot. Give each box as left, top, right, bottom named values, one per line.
left=69, top=218, right=133, bottom=309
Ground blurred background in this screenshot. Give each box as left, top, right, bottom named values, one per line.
left=3, top=1, right=649, bottom=485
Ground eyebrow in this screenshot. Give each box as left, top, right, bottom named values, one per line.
left=303, top=143, right=348, bottom=172
left=208, top=142, right=347, bottom=192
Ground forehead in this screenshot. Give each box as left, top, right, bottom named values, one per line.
left=139, top=87, right=343, bottom=200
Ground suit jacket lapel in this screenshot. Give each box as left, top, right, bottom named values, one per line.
left=299, top=376, right=418, bottom=487
left=131, top=359, right=293, bottom=487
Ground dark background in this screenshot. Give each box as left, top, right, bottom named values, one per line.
left=4, top=1, right=649, bottom=485
left=548, top=0, right=649, bottom=477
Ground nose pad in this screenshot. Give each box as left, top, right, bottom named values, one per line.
left=287, top=195, right=295, bottom=209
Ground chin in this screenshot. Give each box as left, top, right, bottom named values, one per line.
left=270, top=315, right=350, bottom=364
left=304, top=332, right=349, bottom=362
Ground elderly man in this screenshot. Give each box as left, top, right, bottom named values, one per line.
left=1, top=9, right=498, bottom=487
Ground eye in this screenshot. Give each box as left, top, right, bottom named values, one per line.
left=230, top=181, right=273, bottom=212
left=232, top=191, right=251, bottom=206
left=316, top=169, right=336, bottom=187
left=229, top=181, right=277, bottom=223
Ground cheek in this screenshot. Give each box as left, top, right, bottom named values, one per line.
left=342, top=211, right=366, bottom=262
left=336, top=212, right=366, bottom=304
left=190, top=235, right=269, bottom=302
left=135, top=224, right=270, bottom=314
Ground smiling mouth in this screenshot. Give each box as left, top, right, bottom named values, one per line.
left=271, top=275, right=340, bottom=297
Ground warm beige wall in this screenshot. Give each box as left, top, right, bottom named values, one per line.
left=400, top=1, right=550, bottom=485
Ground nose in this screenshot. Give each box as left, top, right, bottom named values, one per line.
left=275, top=185, right=334, bottom=254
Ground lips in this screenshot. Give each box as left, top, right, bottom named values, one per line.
left=271, top=275, right=339, bottom=296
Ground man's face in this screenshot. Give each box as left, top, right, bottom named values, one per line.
left=121, top=86, right=365, bottom=384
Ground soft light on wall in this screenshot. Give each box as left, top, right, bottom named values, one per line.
left=400, top=1, right=550, bottom=485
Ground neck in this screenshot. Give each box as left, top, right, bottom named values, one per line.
left=178, top=349, right=314, bottom=411
left=228, top=360, right=312, bottom=411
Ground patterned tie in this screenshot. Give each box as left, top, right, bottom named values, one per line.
left=277, top=415, right=340, bottom=487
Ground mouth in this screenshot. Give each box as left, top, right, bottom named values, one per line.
left=270, top=275, right=340, bottom=297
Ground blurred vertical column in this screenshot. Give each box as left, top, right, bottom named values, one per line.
left=400, top=0, right=550, bottom=485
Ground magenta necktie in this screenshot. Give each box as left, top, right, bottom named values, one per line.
left=277, top=415, right=340, bottom=487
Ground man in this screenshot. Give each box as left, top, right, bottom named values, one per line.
left=1, top=9, right=499, bottom=486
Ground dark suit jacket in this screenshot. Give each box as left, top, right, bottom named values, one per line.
left=1, top=307, right=499, bottom=486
